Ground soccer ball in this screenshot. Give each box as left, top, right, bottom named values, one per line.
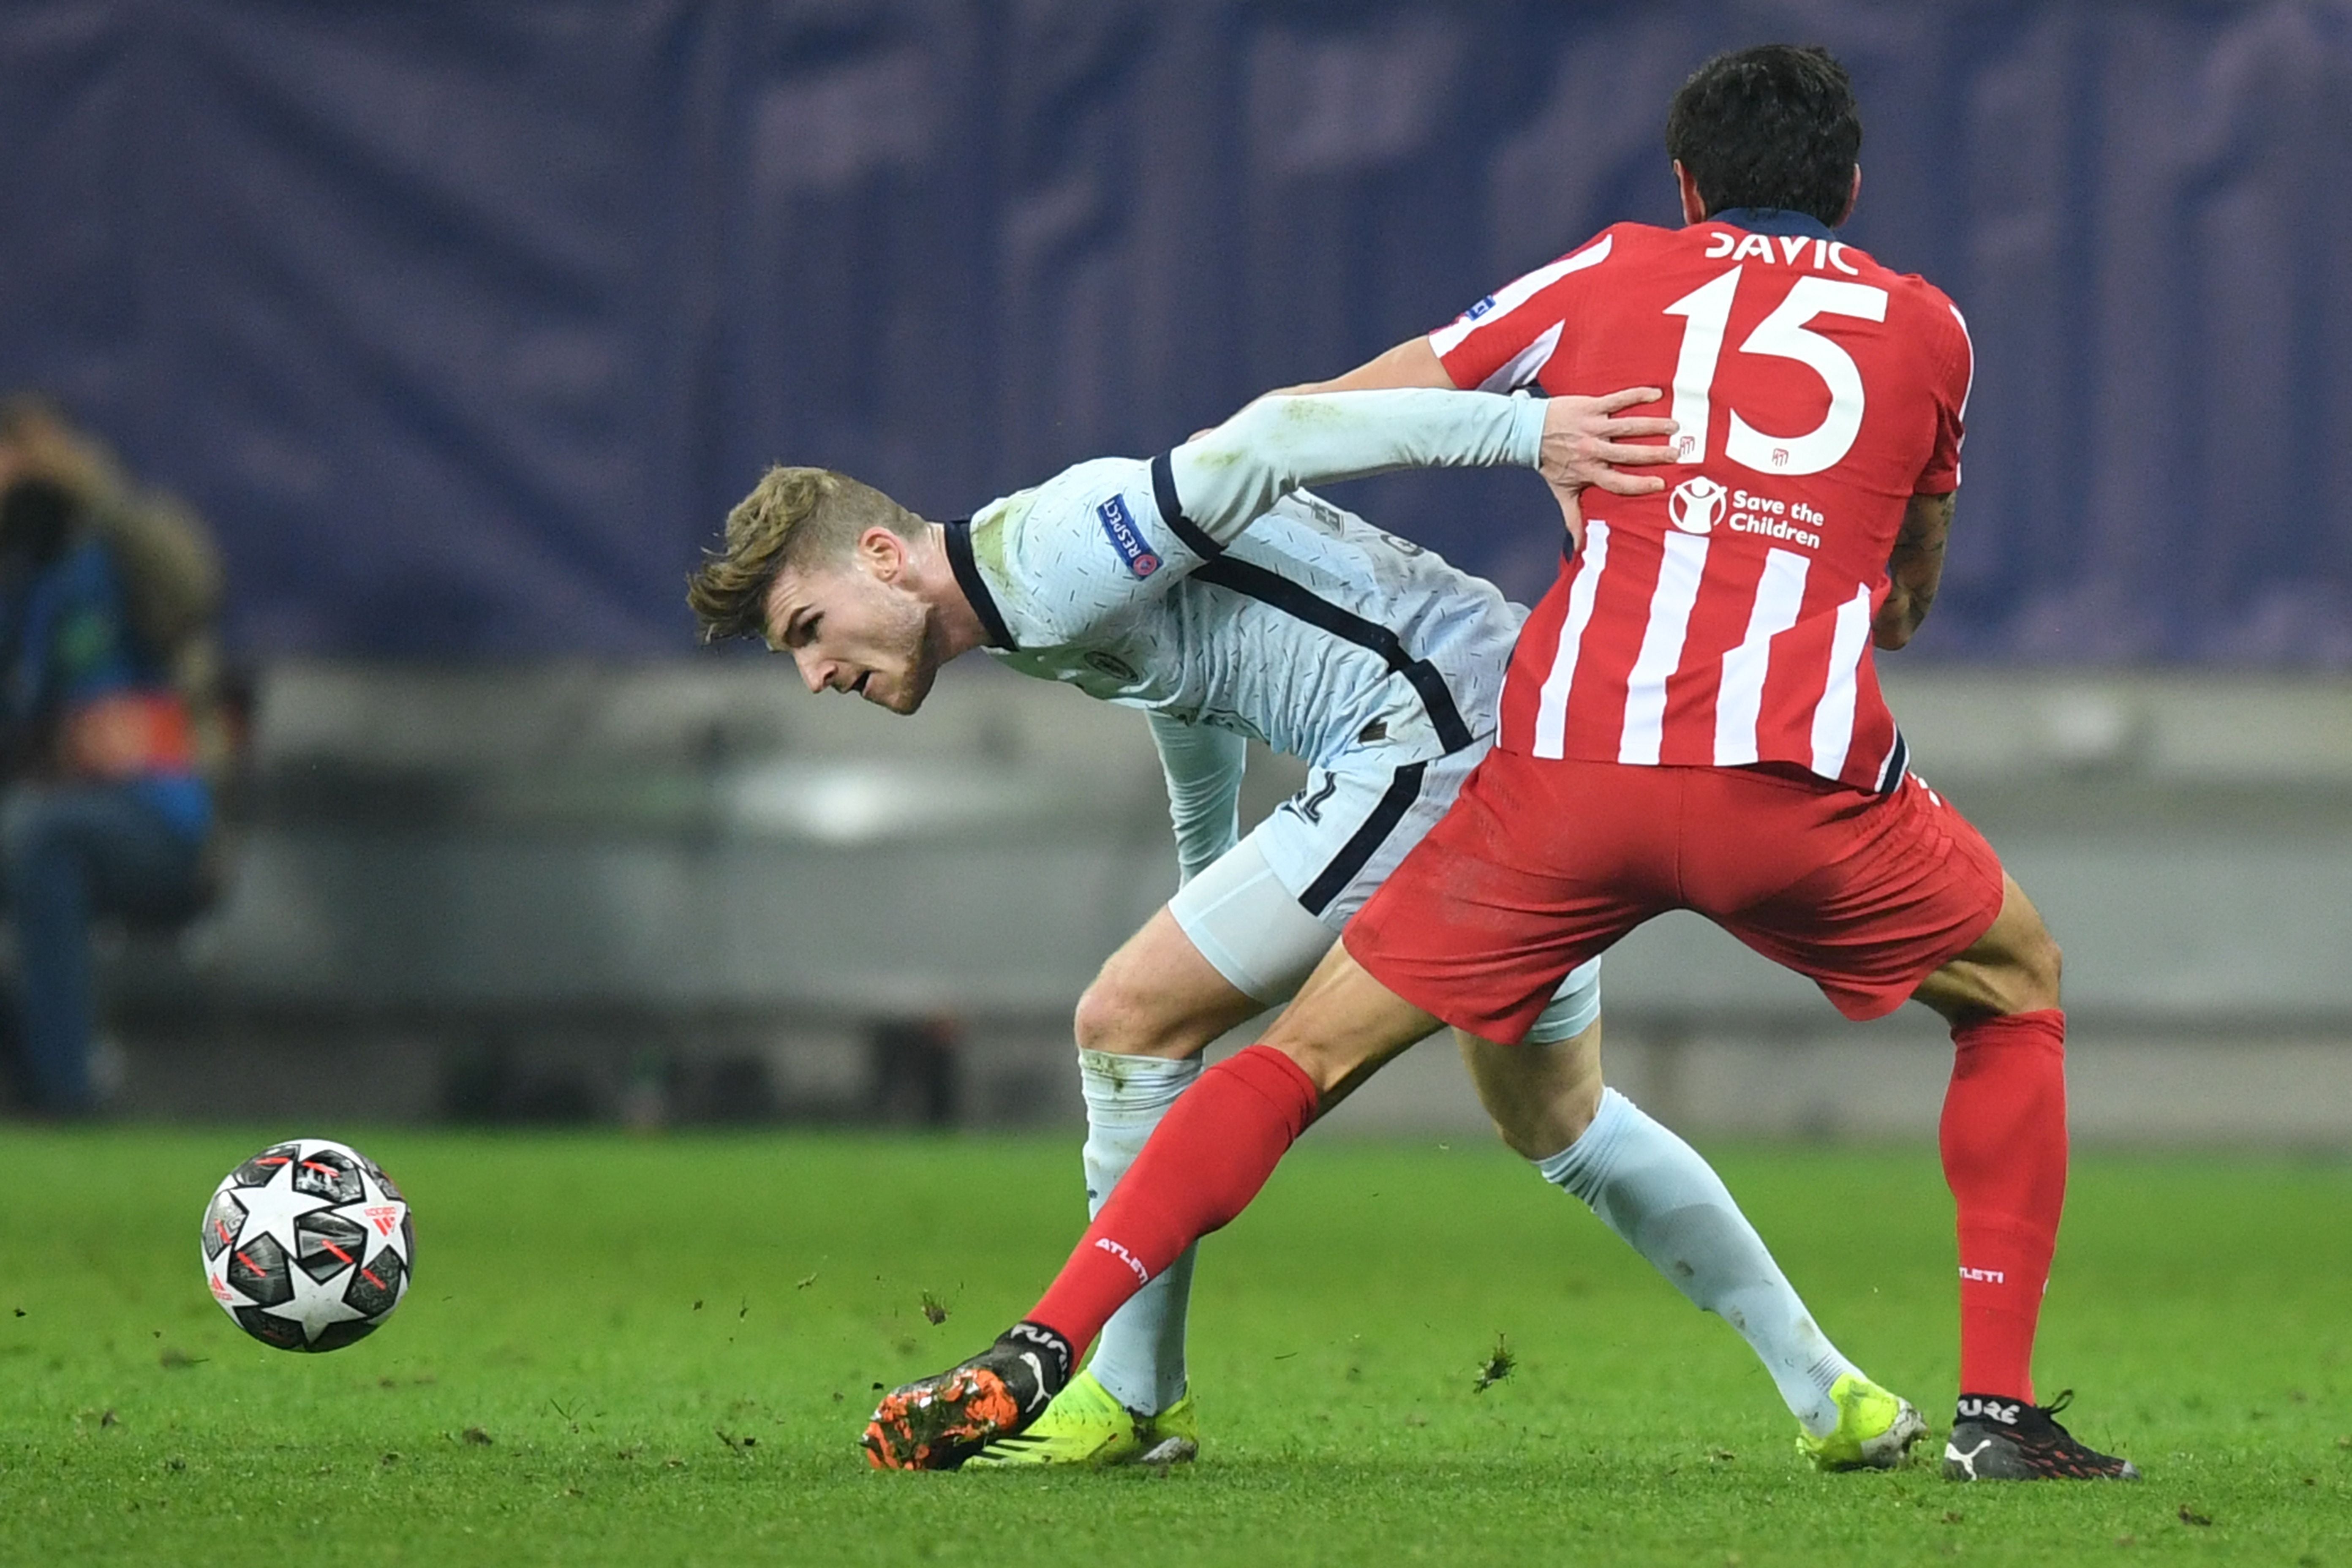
left=201, top=1138, right=415, bottom=1352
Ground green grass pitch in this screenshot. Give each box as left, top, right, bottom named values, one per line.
left=3, top=1128, right=2349, bottom=1566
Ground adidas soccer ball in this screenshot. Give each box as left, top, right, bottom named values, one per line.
left=201, top=1138, right=415, bottom=1352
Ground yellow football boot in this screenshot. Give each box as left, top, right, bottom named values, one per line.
left=964, top=1369, right=1199, bottom=1468
left=1797, top=1372, right=1927, bottom=1471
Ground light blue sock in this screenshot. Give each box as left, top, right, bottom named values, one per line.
left=1538, top=1087, right=1858, bottom=1436
left=1076, top=1049, right=1200, bottom=1416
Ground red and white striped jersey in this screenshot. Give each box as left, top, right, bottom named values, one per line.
left=1431, top=214, right=1972, bottom=792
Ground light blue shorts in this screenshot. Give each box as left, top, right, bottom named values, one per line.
left=1168, top=742, right=1601, bottom=1042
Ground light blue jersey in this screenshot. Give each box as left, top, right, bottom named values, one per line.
left=945, top=390, right=1543, bottom=779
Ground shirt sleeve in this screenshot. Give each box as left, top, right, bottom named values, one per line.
left=981, top=457, right=1202, bottom=645
left=1424, top=229, right=1619, bottom=392
left=997, top=390, right=1543, bottom=645
left=1157, top=388, right=1548, bottom=549
left=1148, top=712, right=1247, bottom=884
left=1916, top=299, right=1974, bottom=495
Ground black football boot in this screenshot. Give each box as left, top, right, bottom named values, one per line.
left=861, top=1322, right=1073, bottom=1470
left=1942, top=1390, right=2140, bottom=1481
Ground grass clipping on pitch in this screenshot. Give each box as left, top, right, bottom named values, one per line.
left=1, top=1130, right=2348, bottom=1566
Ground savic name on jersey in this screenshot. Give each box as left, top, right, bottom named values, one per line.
left=1431, top=214, right=1973, bottom=792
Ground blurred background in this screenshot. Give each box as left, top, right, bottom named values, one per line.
left=6, top=0, right=2351, bottom=1143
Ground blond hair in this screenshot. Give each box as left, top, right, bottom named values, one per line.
left=686, top=466, right=923, bottom=642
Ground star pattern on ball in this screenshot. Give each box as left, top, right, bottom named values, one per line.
left=203, top=1138, right=414, bottom=1352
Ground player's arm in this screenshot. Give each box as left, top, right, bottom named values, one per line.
left=1875, top=490, right=1954, bottom=651
left=1029, top=392, right=1615, bottom=642
left=1166, top=387, right=1624, bottom=550
left=1247, top=338, right=1672, bottom=502
left=1023, top=392, right=1616, bottom=643
left=1148, top=713, right=1246, bottom=883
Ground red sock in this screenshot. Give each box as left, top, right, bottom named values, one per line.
left=1027, top=1044, right=1318, bottom=1355
left=1940, top=1008, right=2068, bottom=1404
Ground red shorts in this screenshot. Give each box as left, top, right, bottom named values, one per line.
left=1345, top=753, right=2009, bottom=1041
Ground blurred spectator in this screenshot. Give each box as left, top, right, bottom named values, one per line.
left=0, top=397, right=229, bottom=1117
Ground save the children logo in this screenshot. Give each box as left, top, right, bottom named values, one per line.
left=1668, top=475, right=1729, bottom=535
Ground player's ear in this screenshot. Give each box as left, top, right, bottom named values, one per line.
left=1837, top=165, right=1861, bottom=227
left=1672, top=161, right=1707, bottom=226
left=857, top=525, right=909, bottom=583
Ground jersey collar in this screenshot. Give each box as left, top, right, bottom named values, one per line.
left=942, top=518, right=1017, bottom=651
left=1704, top=207, right=1836, bottom=240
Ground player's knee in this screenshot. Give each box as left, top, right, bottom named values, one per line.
left=1463, top=1027, right=1605, bottom=1161
left=1977, top=920, right=2062, bottom=1017
left=1486, top=1105, right=1562, bottom=1166
left=1073, top=975, right=1143, bottom=1056
left=1524, top=1062, right=1599, bottom=1161
left=1552, top=1068, right=1606, bottom=1143
left=1073, top=972, right=1190, bottom=1058
left=1499, top=1066, right=1603, bottom=1161
left=2014, top=926, right=2063, bottom=1011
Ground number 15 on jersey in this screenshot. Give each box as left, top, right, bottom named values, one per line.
left=1663, top=266, right=1889, bottom=477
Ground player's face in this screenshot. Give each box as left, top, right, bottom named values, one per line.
left=762, top=540, right=940, bottom=715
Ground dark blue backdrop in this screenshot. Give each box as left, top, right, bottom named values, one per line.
left=5, top=1, right=2351, bottom=660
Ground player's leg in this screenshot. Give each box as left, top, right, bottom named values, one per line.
left=976, top=844, right=1337, bottom=1467
left=1022, top=904, right=1437, bottom=1345
left=978, top=764, right=1433, bottom=1469
left=1065, top=908, right=1251, bottom=1421
left=1052, top=936, right=1436, bottom=1307
left=1074, top=906, right=1267, bottom=1059
left=1004, top=748, right=1657, bottom=1365
left=1072, top=897, right=1271, bottom=1417
left=1053, top=753, right=1494, bottom=1399
left=1459, top=990, right=1921, bottom=1468
left=973, top=907, right=1254, bottom=1466
left=962, top=753, right=1617, bottom=1402
left=1456, top=1018, right=1603, bottom=1161
left=862, top=941, right=1431, bottom=1469
left=1039, top=940, right=1925, bottom=1470
left=1907, top=875, right=2129, bottom=1478
left=1914, top=873, right=2069, bottom=1411
left=1694, top=771, right=2129, bottom=1480
left=1910, top=868, right=2062, bottom=1019
left=863, top=752, right=1636, bottom=1469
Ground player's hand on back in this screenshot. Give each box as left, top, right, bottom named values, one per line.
left=1541, top=387, right=1675, bottom=495
left=1537, top=386, right=1674, bottom=548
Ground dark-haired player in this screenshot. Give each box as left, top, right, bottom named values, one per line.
left=868, top=44, right=2137, bottom=1484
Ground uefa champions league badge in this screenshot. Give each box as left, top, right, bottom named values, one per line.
left=1668, top=475, right=1728, bottom=535
left=1095, top=494, right=1161, bottom=578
